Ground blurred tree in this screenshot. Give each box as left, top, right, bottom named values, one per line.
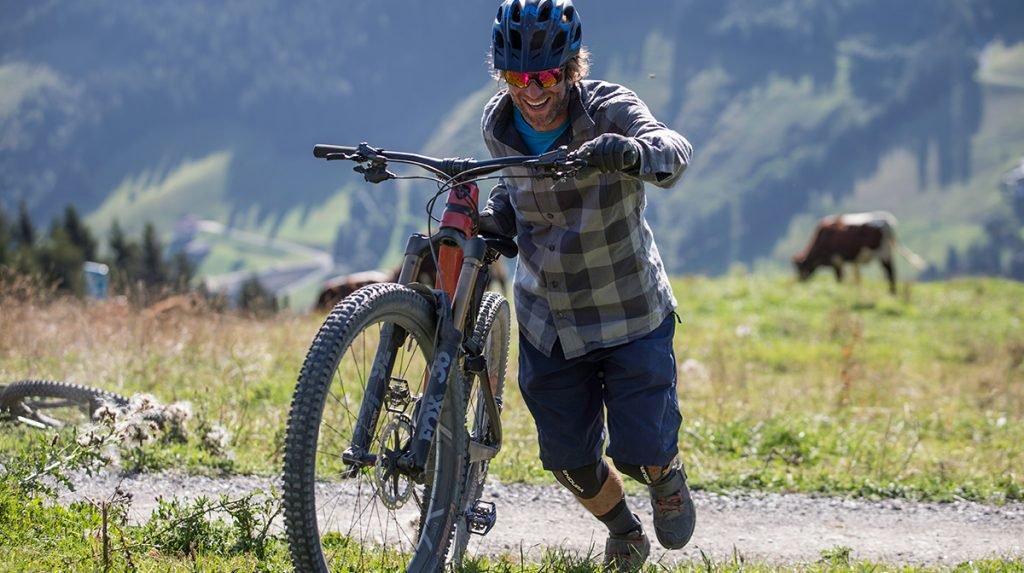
left=13, top=202, right=36, bottom=248
left=107, top=218, right=143, bottom=290
left=964, top=241, right=1002, bottom=276
left=945, top=245, right=961, bottom=276
left=237, top=274, right=278, bottom=316
left=37, top=225, right=86, bottom=294
left=140, top=222, right=167, bottom=288
left=60, top=205, right=98, bottom=262
left=167, top=251, right=196, bottom=292
left=0, top=206, right=9, bottom=266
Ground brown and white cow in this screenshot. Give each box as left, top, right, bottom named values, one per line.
left=792, top=211, right=925, bottom=294
left=314, top=269, right=392, bottom=311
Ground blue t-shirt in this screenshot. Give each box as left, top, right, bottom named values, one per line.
left=513, top=107, right=569, bottom=155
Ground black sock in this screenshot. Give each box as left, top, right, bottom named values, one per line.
left=596, top=498, right=642, bottom=536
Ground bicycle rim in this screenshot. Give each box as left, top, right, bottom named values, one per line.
left=451, top=292, right=510, bottom=565
left=283, top=283, right=467, bottom=573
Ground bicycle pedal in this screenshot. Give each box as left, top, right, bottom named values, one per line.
left=466, top=500, right=497, bottom=536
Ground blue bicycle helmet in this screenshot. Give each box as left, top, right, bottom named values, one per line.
left=492, top=0, right=583, bottom=72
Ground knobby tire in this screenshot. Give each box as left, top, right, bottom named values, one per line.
left=0, top=379, right=129, bottom=428
left=450, top=292, right=510, bottom=565
left=282, top=283, right=468, bottom=573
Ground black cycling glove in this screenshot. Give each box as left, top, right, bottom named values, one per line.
left=577, top=133, right=642, bottom=174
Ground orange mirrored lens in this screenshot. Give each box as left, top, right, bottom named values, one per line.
left=503, top=68, right=563, bottom=89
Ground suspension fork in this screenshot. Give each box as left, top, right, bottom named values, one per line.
left=403, top=235, right=488, bottom=473
left=342, top=321, right=407, bottom=470
left=346, top=183, right=490, bottom=476
left=402, top=182, right=490, bottom=474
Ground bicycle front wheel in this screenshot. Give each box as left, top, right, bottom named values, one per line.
left=283, top=283, right=467, bottom=573
left=1, top=379, right=128, bottom=428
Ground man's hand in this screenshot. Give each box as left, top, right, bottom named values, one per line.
left=577, top=133, right=641, bottom=174
left=478, top=212, right=506, bottom=236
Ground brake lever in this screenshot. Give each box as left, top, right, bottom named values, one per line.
left=355, top=163, right=395, bottom=184
left=523, top=146, right=570, bottom=168
left=348, top=142, right=395, bottom=183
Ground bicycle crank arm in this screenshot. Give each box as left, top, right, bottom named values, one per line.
left=467, top=440, right=499, bottom=463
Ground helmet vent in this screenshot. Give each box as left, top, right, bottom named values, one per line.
left=552, top=30, right=567, bottom=51
left=530, top=30, right=546, bottom=55
left=511, top=2, right=522, bottom=23
left=563, top=6, right=575, bottom=23
left=509, top=30, right=522, bottom=51
left=494, top=31, right=505, bottom=51
left=495, top=6, right=503, bottom=23
left=538, top=1, right=553, bottom=22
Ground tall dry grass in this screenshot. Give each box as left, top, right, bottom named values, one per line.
left=1, top=279, right=321, bottom=472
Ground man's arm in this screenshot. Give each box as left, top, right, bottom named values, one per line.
left=586, top=87, right=692, bottom=188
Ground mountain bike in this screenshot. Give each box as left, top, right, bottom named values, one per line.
left=282, top=142, right=590, bottom=572
left=1, top=379, right=129, bottom=429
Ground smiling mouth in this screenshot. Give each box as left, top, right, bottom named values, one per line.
left=524, top=97, right=550, bottom=110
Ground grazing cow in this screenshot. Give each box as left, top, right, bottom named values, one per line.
left=314, top=270, right=392, bottom=311
left=144, top=292, right=208, bottom=318
left=314, top=259, right=509, bottom=312
left=792, top=211, right=926, bottom=294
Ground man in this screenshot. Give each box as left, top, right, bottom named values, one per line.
left=478, top=0, right=696, bottom=569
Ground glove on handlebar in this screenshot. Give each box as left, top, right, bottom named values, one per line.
left=478, top=212, right=505, bottom=236
left=577, top=133, right=641, bottom=174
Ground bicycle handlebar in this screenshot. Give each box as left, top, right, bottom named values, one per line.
left=313, top=142, right=591, bottom=182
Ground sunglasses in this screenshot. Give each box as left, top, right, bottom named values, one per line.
left=503, top=67, right=564, bottom=89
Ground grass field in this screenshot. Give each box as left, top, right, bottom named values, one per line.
left=2, top=273, right=1023, bottom=571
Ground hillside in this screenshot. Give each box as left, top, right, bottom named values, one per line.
left=2, top=0, right=1024, bottom=295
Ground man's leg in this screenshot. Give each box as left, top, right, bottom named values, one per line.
left=517, top=334, right=649, bottom=569
left=554, top=460, right=649, bottom=570
left=602, top=313, right=696, bottom=550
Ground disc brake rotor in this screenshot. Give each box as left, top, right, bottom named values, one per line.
left=375, top=415, right=414, bottom=509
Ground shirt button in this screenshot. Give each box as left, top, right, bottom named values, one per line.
left=556, top=311, right=566, bottom=319
left=551, top=281, right=559, bottom=288
left=545, top=213, right=554, bottom=219
left=548, top=245, right=555, bottom=251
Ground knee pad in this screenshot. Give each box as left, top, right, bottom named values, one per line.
left=612, top=459, right=667, bottom=485
left=553, top=459, right=609, bottom=499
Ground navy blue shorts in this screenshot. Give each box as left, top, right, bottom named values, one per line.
left=517, top=313, right=682, bottom=471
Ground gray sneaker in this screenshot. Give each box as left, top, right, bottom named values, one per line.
left=648, top=465, right=696, bottom=550
left=604, top=526, right=650, bottom=572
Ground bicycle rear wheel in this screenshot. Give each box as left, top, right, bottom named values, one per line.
left=451, top=292, right=510, bottom=565
left=283, top=283, right=468, bottom=573
left=0, top=379, right=128, bottom=428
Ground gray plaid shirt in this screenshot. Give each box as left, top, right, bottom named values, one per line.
left=481, top=79, right=691, bottom=359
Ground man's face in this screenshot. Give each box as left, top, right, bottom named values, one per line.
left=507, top=73, right=571, bottom=132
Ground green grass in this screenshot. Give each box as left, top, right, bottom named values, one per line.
left=2, top=275, right=1023, bottom=570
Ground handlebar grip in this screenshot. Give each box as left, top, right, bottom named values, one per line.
left=313, top=144, right=358, bottom=158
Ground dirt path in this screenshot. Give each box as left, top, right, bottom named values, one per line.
left=63, top=472, right=1024, bottom=567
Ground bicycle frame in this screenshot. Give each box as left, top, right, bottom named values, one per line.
left=343, top=181, right=503, bottom=479
left=316, top=141, right=588, bottom=480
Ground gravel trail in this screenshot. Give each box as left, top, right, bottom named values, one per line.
left=62, top=471, right=1024, bottom=567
